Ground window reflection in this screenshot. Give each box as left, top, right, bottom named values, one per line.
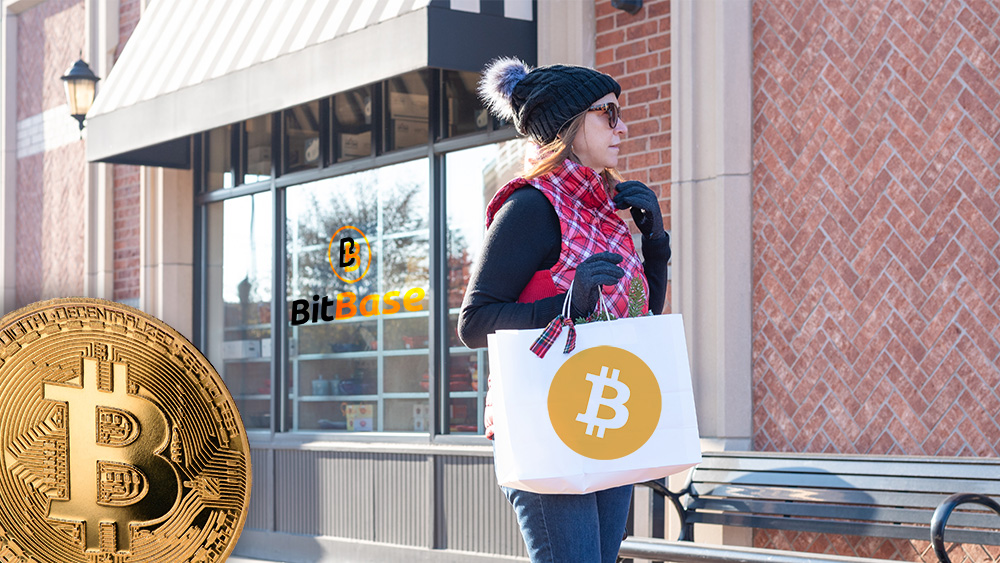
left=286, top=159, right=430, bottom=432
left=445, top=141, right=527, bottom=433
left=443, top=70, right=489, bottom=139
left=205, top=192, right=273, bottom=430
left=244, top=115, right=272, bottom=184
left=206, top=125, right=233, bottom=191
left=332, top=86, right=372, bottom=163
left=386, top=70, right=431, bottom=151
left=284, top=101, right=322, bottom=173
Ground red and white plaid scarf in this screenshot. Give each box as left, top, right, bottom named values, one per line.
left=486, top=159, right=649, bottom=319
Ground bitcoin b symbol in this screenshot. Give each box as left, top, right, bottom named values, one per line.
left=576, top=366, right=630, bottom=438
left=43, top=356, right=180, bottom=553
left=548, top=346, right=661, bottom=460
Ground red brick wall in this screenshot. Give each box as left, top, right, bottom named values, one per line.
left=113, top=166, right=141, bottom=301
left=752, top=0, right=1000, bottom=559
left=111, top=0, right=144, bottom=304
left=117, top=0, right=142, bottom=60
left=595, top=0, right=671, bottom=311
left=15, top=0, right=86, bottom=308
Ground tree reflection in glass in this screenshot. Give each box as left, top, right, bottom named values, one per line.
left=285, top=159, right=430, bottom=431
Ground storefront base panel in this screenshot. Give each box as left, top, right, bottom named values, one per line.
left=238, top=442, right=528, bottom=561
left=232, top=530, right=528, bottom=563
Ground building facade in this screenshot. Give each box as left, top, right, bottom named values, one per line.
left=2, top=0, right=999, bottom=561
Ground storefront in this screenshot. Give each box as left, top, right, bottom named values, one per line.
left=86, top=1, right=543, bottom=560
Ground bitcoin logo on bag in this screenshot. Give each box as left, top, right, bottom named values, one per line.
left=0, top=298, right=250, bottom=562
left=548, top=346, right=661, bottom=460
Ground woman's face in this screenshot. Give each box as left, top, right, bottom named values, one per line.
left=572, top=93, right=628, bottom=171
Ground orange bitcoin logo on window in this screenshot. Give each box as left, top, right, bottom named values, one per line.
left=328, top=226, right=371, bottom=284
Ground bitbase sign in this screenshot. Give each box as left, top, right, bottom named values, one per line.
left=290, top=226, right=425, bottom=326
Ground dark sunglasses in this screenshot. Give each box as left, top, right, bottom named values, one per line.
left=587, top=102, right=621, bottom=128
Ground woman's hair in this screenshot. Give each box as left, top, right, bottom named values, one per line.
left=523, top=111, right=624, bottom=188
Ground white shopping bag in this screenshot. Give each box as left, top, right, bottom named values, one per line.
left=488, top=312, right=701, bottom=494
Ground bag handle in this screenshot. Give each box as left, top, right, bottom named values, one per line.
left=557, top=278, right=615, bottom=320
left=530, top=279, right=615, bottom=359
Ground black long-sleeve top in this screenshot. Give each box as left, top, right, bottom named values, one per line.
left=458, top=187, right=671, bottom=349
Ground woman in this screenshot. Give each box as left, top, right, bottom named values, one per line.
left=458, top=58, right=670, bottom=563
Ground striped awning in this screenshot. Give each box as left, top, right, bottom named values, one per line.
left=86, top=0, right=535, bottom=167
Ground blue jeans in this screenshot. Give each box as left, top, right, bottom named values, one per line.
left=502, top=485, right=633, bottom=563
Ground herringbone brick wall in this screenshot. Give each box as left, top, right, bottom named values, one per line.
left=595, top=0, right=671, bottom=312
left=752, top=0, right=1000, bottom=560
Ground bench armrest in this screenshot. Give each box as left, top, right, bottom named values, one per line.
left=635, top=479, right=694, bottom=541
left=931, top=493, right=1000, bottom=563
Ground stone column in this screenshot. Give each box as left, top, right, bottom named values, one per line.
left=537, top=0, right=595, bottom=66
left=140, top=166, right=194, bottom=339
left=84, top=0, right=117, bottom=300
left=670, top=0, right=753, bottom=544
left=671, top=0, right=753, bottom=452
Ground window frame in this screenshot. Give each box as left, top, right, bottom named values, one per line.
left=193, top=68, right=517, bottom=443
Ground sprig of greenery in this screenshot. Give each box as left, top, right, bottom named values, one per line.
left=574, top=277, right=650, bottom=324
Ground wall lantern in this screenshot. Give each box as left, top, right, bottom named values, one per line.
left=60, top=59, right=100, bottom=130
left=611, top=0, right=643, bottom=15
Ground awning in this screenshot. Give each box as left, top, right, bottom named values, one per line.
left=86, top=0, right=536, bottom=167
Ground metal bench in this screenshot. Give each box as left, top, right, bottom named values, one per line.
left=618, top=451, right=1000, bottom=563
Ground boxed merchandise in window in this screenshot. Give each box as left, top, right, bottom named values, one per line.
left=393, top=118, right=428, bottom=148
left=389, top=92, right=428, bottom=119
left=340, top=131, right=371, bottom=157
left=222, top=339, right=260, bottom=360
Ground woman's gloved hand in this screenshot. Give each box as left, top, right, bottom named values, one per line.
left=570, top=252, right=625, bottom=318
left=613, top=181, right=665, bottom=240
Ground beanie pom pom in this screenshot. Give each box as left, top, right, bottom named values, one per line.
left=479, top=57, right=530, bottom=122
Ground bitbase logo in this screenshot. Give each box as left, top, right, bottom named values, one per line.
left=328, top=225, right=371, bottom=284
left=291, top=226, right=425, bottom=326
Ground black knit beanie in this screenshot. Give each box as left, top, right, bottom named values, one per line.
left=479, top=58, right=621, bottom=145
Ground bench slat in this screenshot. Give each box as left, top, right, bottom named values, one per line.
left=689, top=497, right=1000, bottom=530
left=693, top=469, right=1000, bottom=497
left=691, top=483, right=966, bottom=509
left=691, top=512, right=1000, bottom=546
left=698, top=452, right=1000, bottom=481
left=687, top=512, right=907, bottom=543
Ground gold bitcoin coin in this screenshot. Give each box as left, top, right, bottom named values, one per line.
left=0, top=298, right=251, bottom=563
left=548, top=345, right=661, bottom=460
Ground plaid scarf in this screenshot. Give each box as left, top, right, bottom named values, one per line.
left=486, top=159, right=649, bottom=320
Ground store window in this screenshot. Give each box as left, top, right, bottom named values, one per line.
left=332, top=86, right=373, bottom=163
left=283, top=101, right=322, bottom=174
left=285, top=159, right=430, bottom=432
left=206, top=125, right=234, bottom=190
left=205, top=192, right=273, bottom=431
left=386, top=70, right=430, bottom=152
left=443, top=70, right=489, bottom=139
left=197, top=68, right=515, bottom=437
left=445, top=140, right=527, bottom=434
left=244, top=115, right=272, bottom=184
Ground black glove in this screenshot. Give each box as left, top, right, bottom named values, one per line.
left=570, top=252, right=625, bottom=318
left=613, top=181, right=665, bottom=240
